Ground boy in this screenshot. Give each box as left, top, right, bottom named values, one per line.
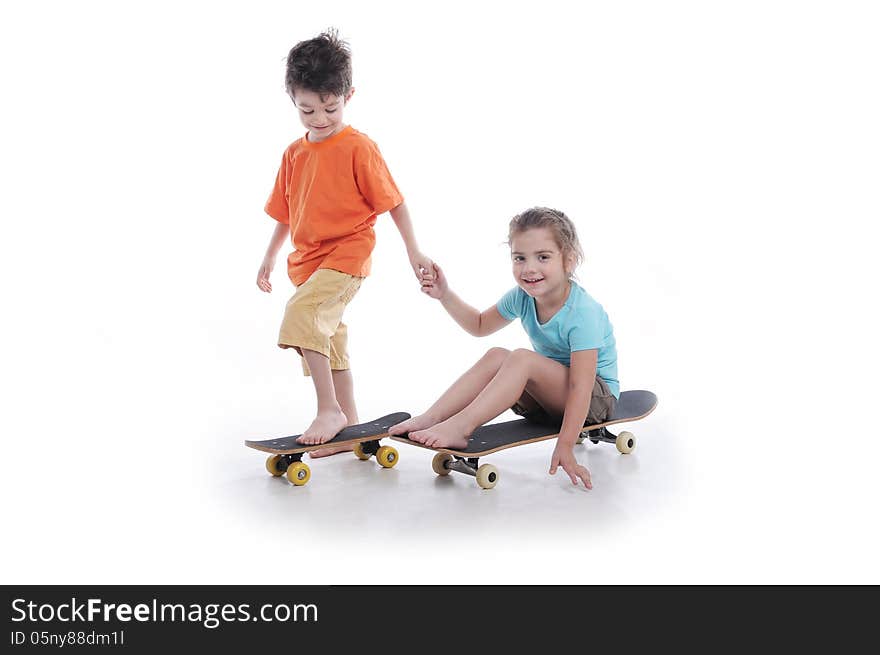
left=257, top=30, right=432, bottom=457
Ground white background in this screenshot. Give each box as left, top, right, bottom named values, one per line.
left=2, top=0, right=878, bottom=584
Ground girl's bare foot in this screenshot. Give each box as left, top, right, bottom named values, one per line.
left=296, top=409, right=348, bottom=445
left=408, top=416, right=470, bottom=449
left=388, top=413, right=440, bottom=436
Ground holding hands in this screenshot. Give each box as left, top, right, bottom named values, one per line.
left=418, top=262, right=448, bottom=299
left=409, top=251, right=434, bottom=283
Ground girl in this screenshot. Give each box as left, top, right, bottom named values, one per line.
left=389, top=207, right=619, bottom=489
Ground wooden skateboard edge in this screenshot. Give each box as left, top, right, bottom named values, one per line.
left=244, top=411, right=411, bottom=455
left=245, top=432, right=397, bottom=456
left=390, top=395, right=658, bottom=459
left=390, top=432, right=558, bottom=458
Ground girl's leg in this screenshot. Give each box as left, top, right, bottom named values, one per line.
left=388, top=348, right=511, bottom=435
left=409, top=349, right=570, bottom=448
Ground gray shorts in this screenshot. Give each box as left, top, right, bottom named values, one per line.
left=511, top=376, right=617, bottom=427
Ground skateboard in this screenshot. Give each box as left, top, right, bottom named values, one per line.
left=245, top=412, right=410, bottom=486
left=391, top=390, right=657, bottom=489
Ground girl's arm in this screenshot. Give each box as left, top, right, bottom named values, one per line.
left=440, top=294, right=510, bottom=337
left=549, top=349, right=598, bottom=488
left=422, top=263, right=511, bottom=336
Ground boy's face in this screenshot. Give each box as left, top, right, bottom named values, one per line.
left=290, top=87, right=354, bottom=142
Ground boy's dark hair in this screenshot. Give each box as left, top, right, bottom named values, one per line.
left=285, top=29, right=352, bottom=98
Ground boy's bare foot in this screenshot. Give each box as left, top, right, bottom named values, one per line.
left=408, top=416, right=470, bottom=450
left=388, top=413, right=440, bottom=436
left=308, top=442, right=356, bottom=459
left=296, top=409, right=348, bottom=445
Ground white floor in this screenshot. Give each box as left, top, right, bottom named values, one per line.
left=224, top=411, right=683, bottom=559
left=6, top=385, right=878, bottom=585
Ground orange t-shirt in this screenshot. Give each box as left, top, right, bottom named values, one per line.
left=264, top=125, right=403, bottom=286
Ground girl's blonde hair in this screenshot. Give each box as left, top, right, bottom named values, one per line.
left=508, top=206, right=584, bottom=275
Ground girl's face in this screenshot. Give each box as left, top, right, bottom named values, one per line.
left=510, top=227, right=573, bottom=301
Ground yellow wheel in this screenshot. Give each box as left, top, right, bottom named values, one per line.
left=616, top=431, right=636, bottom=454
left=265, top=455, right=287, bottom=477
left=353, top=443, right=372, bottom=460
left=476, top=464, right=499, bottom=490
left=375, top=446, right=399, bottom=468
left=432, top=453, right=453, bottom=476
left=576, top=435, right=585, bottom=445
left=286, top=461, right=311, bottom=486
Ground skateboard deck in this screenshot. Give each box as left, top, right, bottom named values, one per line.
left=246, top=412, right=410, bottom=486
left=391, top=390, right=657, bottom=489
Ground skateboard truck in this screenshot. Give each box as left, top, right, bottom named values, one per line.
left=354, top=439, right=382, bottom=457
left=432, top=454, right=500, bottom=490
left=577, top=426, right=636, bottom=454
left=447, top=456, right=481, bottom=476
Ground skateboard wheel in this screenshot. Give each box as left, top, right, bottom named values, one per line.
left=576, top=436, right=585, bottom=445
left=375, top=446, right=399, bottom=468
left=265, top=455, right=287, bottom=477
left=431, top=453, right=453, bottom=476
left=476, top=464, right=499, bottom=490
left=286, top=461, right=311, bottom=486
left=615, top=431, right=636, bottom=454
left=353, top=443, right=372, bottom=460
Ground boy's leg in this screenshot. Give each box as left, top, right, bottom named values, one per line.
left=308, top=368, right=358, bottom=458
left=297, top=349, right=348, bottom=444
left=278, top=269, right=362, bottom=446
left=388, top=348, right=511, bottom=435
left=304, top=313, right=361, bottom=454
left=331, top=368, right=358, bottom=424
left=408, top=349, right=570, bottom=449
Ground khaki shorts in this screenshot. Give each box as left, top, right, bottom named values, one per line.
left=278, top=268, right=363, bottom=376
left=511, top=376, right=617, bottom=426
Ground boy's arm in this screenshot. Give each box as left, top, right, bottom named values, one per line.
left=549, top=349, right=597, bottom=488
left=388, top=202, right=432, bottom=279
left=257, top=221, right=289, bottom=293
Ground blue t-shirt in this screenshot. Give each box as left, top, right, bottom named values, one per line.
left=496, top=282, right=619, bottom=399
